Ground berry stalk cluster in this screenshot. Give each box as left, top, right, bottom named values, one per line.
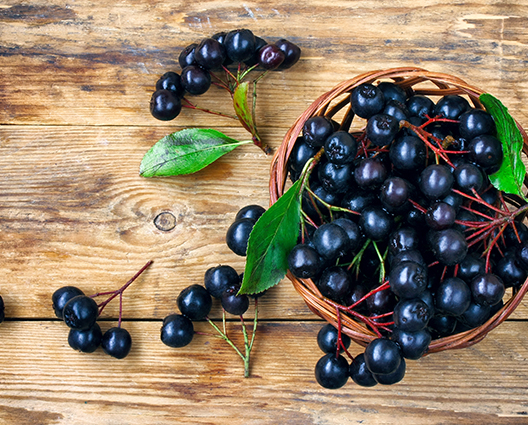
left=52, top=261, right=153, bottom=359
left=149, top=29, right=301, bottom=154
left=285, top=81, right=528, bottom=388
left=160, top=205, right=267, bottom=378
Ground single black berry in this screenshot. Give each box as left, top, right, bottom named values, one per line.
left=275, top=39, right=301, bottom=69
left=150, top=89, right=182, bottom=121
left=68, top=323, right=103, bottom=353
left=52, top=286, right=85, bottom=319
left=101, top=327, right=132, bottom=359
left=364, top=338, right=402, bottom=375
left=224, top=29, right=256, bottom=63
left=350, top=83, right=385, bottom=119
left=317, top=323, right=351, bottom=354
left=302, top=116, right=334, bottom=148
left=258, top=44, right=285, bottom=70
left=366, top=113, right=399, bottom=147
left=434, top=277, right=471, bottom=316
left=63, top=295, right=98, bottom=330
left=180, top=65, right=211, bottom=96
left=288, top=244, right=324, bottom=279
left=324, top=131, right=357, bottom=164
left=221, top=286, right=250, bottom=316
left=226, top=218, right=256, bottom=256
left=155, top=72, right=184, bottom=99
left=161, top=314, right=194, bottom=348
left=177, top=284, right=212, bottom=321
left=314, top=353, right=349, bottom=389
left=204, top=265, right=240, bottom=299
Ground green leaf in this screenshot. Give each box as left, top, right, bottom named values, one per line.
left=239, top=179, right=303, bottom=295
left=139, top=128, right=250, bottom=177
left=233, top=82, right=257, bottom=136
left=480, top=93, right=527, bottom=200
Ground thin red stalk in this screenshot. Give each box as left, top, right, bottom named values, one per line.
left=182, top=98, right=238, bottom=120
left=459, top=204, right=496, bottom=221
left=428, top=261, right=440, bottom=268
left=451, top=189, right=507, bottom=216
left=454, top=263, right=459, bottom=277
left=441, top=265, right=448, bottom=282
left=346, top=281, right=390, bottom=311
left=98, top=260, right=153, bottom=316
left=409, top=199, right=427, bottom=213
left=498, top=191, right=511, bottom=213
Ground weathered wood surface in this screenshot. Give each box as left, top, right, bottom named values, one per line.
left=1, top=0, right=528, bottom=423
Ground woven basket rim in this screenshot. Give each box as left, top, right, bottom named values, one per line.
left=269, top=66, right=528, bottom=354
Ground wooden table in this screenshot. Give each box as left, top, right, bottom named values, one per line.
left=1, top=1, right=528, bottom=423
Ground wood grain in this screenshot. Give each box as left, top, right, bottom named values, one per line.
left=1, top=0, right=528, bottom=423
left=0, top=321, right=528, bottom=424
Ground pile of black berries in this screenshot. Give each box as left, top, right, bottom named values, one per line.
left=286, top=80, right=527, bottom=388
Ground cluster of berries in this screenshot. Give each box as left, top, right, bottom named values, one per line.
left=149, top=29, right=301, bottom=121
left=286, top=80, right=528, bottom=388
left=161, top=205, right=266, bottom=350
left=51, top=261, right=152, bottom=359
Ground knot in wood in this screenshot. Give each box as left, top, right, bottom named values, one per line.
left=154, top=212, right=176, bottom=232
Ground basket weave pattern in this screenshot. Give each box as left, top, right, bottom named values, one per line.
left=270, top=67, right=528, bottom=353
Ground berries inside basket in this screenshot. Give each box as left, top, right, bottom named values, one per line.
left=268, top=67, right=528, bottom=388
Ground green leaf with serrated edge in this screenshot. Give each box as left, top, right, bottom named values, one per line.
left=233, top=81, right=257, bottom=135
left=480, top=93, right=527, bottom=200
left=139, top=128, right=251, bottom=177
left=239, top=179, right=303, bottom=295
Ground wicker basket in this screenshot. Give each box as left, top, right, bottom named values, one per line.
left=270, top=67, right=528, bottom=354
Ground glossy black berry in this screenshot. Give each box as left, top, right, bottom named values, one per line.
left=378, top=81, right=407, bottom=104
left=366, top=114, right=399, bottom=147
left=366, top=286, right=397, bottom=315
left=425, top=202, right=456, bottom=230
left=204, top=265, right=240, bottom=299
left=101, top=327, right=132, bottom=359
left=434, top=95, right=470, bottom=120
left=454, top=162, right=484, bottom=192
left=333, top=218, right=362, bottom=252
left=155, top=72, right=184, bottom=99
left=393, top=298, right=431, bottom=332
left=313, top=222, right=350, bottom=261
left=63, top=295, right=98, bottom=330
left=496, top=252, right=527, bottom=288
left=389, top=135, right=427, bottom=171
left=315, top=353, right=349, bottom=389
left=275, top=39, right=301, bottom=69
left=435, top=277, right=471, bottom=316
left=181, top=65, right=211, bottom=96
left=373, top=358, right=406, bottom=385
left=302, top=116, right=334, bottom=148
left=194, top=37, right=226, bottom=70
left=461, top=302, right=491, bottom=328
left=457, top=253, right=486, bottom=282
left=380, top=177, right=410, bottom=211
left=160, top=314, right=194, bottom=348
left=52, top=286, right=85, bottom=319
left=468, top=134, right=503, bottom=170
left=68, top=323, right=103, bottom=353
left=428, top=314, right=457, bottom=338
left=391, top=328, right=431, bottom=360
left=287, top=137, right=319, bottom=179
left=150, top=89, right=182, bottom=121
left=406, top=95, right=434, bottom=119
left=243, top=36, right=267, bottom=67
left=390, top=249, right=426, bottom=269
left=429, top=228, right=468, bottom=266
left=317, top=266, right=352, bottom=300
left=318, top=162, right=354, bottom=194
left=359, top=206, right=394, bottom=242
left=221, top=286, right=249, bottom=316
left=389, top=261, right=428, bottom=299
left=364, top=338, right=401, bottom=375
left=354, top=157, right=387, bottom=189
left=235, top=205, right=266, bottom=221
left=459, top=109, right=496, bottom=140
left=383, top=99, right=409, bottom=121
left=388, top=227, right=419, bottom=255
left=224, top=29, right=256, bottom=63
left=341, top=189, right=377, bottom=214
left=324, top=131, right=357, bottom=164
left=288, top=244, right=324, bottom=279
left=350, top=83, right=385, bottom=119
left=178, top=43, right=197, bottom=69
left=226, top=218, right=256, bottom=256
left=177, top=284, right=212, bottom=321
left=470, top=273, right=505, bottom=306
left=258, top=44, right=285, bottom=70
left=419, top=164, right=454, bottom=200
left=317, top=323, right=351, bottom=354
left=349, top=353, right=378, bottom=387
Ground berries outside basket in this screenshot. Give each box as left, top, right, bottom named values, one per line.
left=269, top=67, right=528, bottom=354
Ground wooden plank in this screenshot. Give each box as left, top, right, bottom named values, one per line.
left=1, top=1, right=528, bottom=126
left=0, top=320, right=527, bottom=424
